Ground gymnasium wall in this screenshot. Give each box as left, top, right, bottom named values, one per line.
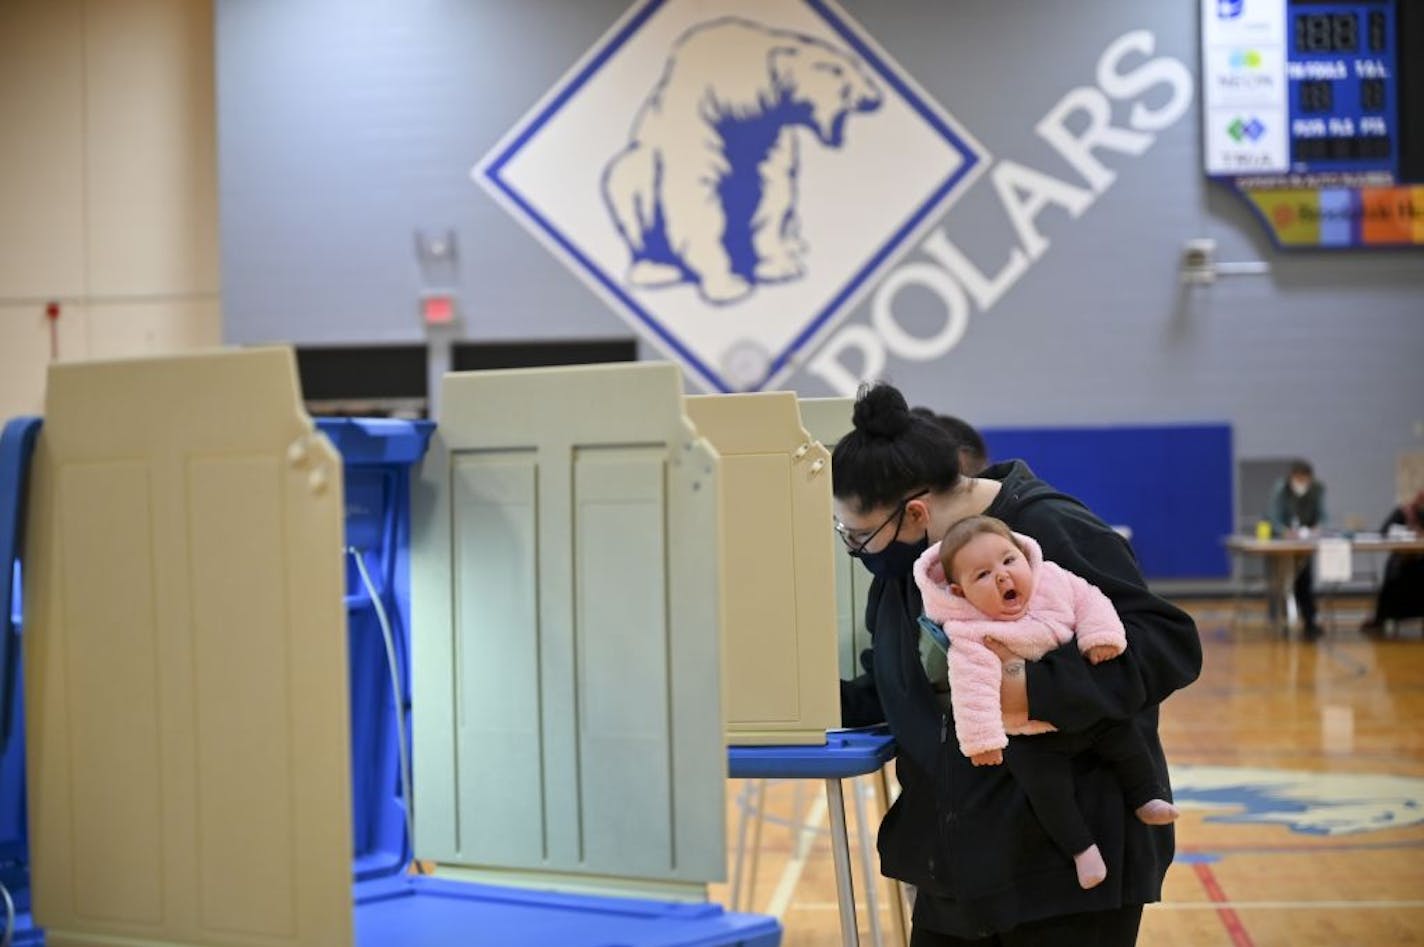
left=0, top=0, right=221, bottom=419
left=206, top=0, right=1420, bottom=530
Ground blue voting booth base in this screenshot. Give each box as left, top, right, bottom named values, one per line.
left=356, top=876, right=781, bottom=946
left=0, top=415, right=778, bottom=947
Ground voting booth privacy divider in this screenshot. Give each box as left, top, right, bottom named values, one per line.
left=685, top=394, right=840, bottom=747
left=797, top=398, right=874, bottom=682
left=411, top=364, right=727, bottom=892
left=24, top=350, right=356, bottom=946
left=8, top=350, right=783, bottom=946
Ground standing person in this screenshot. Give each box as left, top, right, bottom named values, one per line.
left=1265, top=460, right=1327, bottom=640
left=833, top=383, right=1200, bottom=946
left=1362, top=489, right=1424, bottom=633
left=911, top=406, right=990, bottom=475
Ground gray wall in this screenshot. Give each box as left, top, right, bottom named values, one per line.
left=218, top=0, right=1424, bottom=526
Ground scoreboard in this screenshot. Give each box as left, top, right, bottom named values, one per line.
left=1201, top=0, right=1423, bottom=247
left=1288, top=3, right=1396, bottom=173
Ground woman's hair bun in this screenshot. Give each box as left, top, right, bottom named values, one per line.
left=852, top=383, right=913, bottom=440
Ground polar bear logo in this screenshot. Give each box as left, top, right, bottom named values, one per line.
left=602, top=18, right=882, bottom=305
left=1172, top=765, right=1424, bottom=836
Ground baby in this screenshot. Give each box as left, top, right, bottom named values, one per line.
left=913, top=515, right=1178, bottom=890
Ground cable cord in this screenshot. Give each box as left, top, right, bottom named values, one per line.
left=1, top=879, right=14, bottom=947
left=348, top=547, right=416, bottom=868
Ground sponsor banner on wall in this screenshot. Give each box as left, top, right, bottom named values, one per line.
left=1201, top=0, right=1289, bottom=175
left=1245, top=185, right=1424, bottom=246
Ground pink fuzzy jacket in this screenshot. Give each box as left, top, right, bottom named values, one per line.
left=912, top=532, right=1128, bottom=757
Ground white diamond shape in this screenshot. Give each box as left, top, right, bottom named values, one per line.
left=476, top=0, right=989, bottom=391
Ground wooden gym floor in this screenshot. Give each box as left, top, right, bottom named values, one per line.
left=709, top=596, right=1424, bottom=946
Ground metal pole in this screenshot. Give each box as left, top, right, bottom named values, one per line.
left=826, top=778, right=860, bottom=947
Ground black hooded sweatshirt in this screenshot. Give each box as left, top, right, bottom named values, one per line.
left=840, top=460, right=1203, bottom=937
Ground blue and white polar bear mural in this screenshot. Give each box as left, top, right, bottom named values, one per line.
left=602, top=17, right=882, bottom=305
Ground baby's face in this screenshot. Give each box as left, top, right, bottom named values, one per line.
left=950, top=532, right=1035, bottom=620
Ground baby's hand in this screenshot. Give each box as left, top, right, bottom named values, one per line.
left=1086, top=644, right=1119, bottom=665
left=970, top=749, right=1003, bottom=767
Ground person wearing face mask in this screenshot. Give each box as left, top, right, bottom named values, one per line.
left=832, top=383, right=1201, bottom=947
left=1265, top=460, right=1328, bottom=641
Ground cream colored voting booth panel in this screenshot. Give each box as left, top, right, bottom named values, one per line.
left=412, top=363, right=726, bottom=892
left=24, top=350, right=353, bottom=947
left=685, top=394, right=839, bottom=746
left=799, top=397, right=875, bottom=681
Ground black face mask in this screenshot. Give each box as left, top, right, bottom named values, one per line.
left=850, top=531, right=929, bottom=578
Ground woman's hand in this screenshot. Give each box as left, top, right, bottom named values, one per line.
left=983, top=636, right=1030, bottom=728
left=970, top=749, right=1003, bottom=767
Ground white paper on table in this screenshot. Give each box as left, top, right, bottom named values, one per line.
left=1314, top=537, right=1353, bottom=584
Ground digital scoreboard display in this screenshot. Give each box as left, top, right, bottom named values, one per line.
left=1201, top=0, right=1423, bottom=248
left=1286, top=1, right=1397, bottom=174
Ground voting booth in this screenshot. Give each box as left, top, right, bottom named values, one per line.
left=684, top=394, right=839, bottom=747
left=12, top=351, right=779, bottom=947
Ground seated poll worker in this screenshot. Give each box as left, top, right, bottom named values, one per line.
left=1363, top=489, right=1424, bottom=633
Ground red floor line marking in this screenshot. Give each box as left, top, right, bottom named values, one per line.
left=1193, top=862, right=1256, bottom=947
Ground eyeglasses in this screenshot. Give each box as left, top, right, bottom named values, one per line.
left=834, top=490, right=929, bottom=553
